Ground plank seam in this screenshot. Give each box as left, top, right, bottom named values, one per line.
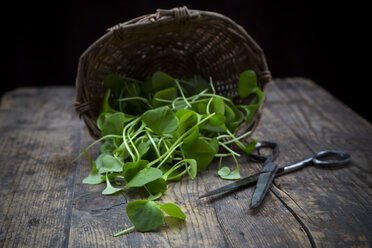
left=162, top=222, right=173, bottom=248
left=62, top=119, right=83, bottom=248
left=270, top=186, right=316, bottom=248
left=0, top=162, right=21, bottom=246
left=89, top=202, right=126, bottom=213
left=214, top=209, right=233, bottom=247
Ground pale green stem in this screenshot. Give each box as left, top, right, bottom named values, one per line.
left=206, top=96, right=214, bottom=115
left=172, top=96, right=184, bottom=109
left=232, top=153, right=240, bottom=171
left=129, top=135, right=140, bottom=162
left=209, top=76, right=216, bottom=94
left=83, top=149, right=94, bottom=168
left=162, top=162, right=184, bottom=180
left=163, top=159, right=190, bottom=180
left=215, top=153, right=235, bottom=157
left=189, top=88, right=209, bottom=103
left=175, top=79, right=192, bottom=108
left=127, top=118, right=144, bottom=136
left=127, top=122, right=146, bottom=161
left=148, top=113, right=216, bottom=168
left=153, top=98, right=173, bottom=103
left=73, top=134, right=122, bottom=162
left=167, top=169, right=188, bottom=181
left=156, top=137, right=164, bottom=151
left=113, top=154, right=124, bottom=166
left=129, top=128, right=146, bottom=143
left=114, top=97, right=152, bottom=108
left=146, top=131, right=161, bottom=157
left=218, top=142, right=241, bottom=157
left=114, top=226, right=135, bottom=237
left=189, top=93, right=233, bottom=104
left=161, top=138, right=170, bottom=151
left=155, top=141, right=184, bottom=169
left=226, top=129, right=246, bottom=151
left=216, top=134, right=230, bottom=139
left=121, top=118, right=140, bottom=161
left=222, top=131, right=252, bottom=145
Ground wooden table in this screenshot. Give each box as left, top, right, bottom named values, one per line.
left=1, top=78, right=371, bottom=248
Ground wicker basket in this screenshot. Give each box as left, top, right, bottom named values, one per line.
left=75, top=6, right=272, bottom=140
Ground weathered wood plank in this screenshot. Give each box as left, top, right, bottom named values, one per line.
left=1, top=80, right=371, bottom=248
left=0, top=87, right=81, bottom=247
left=262, top=78, right=372, bottom=247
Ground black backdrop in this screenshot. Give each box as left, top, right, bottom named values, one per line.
left=3, top=0, right=370, bottom=122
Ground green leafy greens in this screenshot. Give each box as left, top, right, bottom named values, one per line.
left=114, top=200, right=186, bottom=236
left=75, top=70, right=262, bottom=235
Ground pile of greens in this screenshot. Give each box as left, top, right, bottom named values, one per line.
left=74, top=70, right=263, bottom=235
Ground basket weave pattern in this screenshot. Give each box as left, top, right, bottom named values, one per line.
left=75, top=6, right=272, bottom=140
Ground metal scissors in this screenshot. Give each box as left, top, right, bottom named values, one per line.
left=199, top=141, right=351, bottom=209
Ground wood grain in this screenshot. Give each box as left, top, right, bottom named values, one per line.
left=0, top=79, right=371, bottom=248
left=0, top=87, right=81, bottom=247
left=264, top=79, right=372, bottom=247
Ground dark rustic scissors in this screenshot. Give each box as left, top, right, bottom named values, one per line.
left=199, top=141, right=351, bottom=209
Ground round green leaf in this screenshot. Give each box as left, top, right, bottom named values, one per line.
left=203, top=113, right=227, bottom=133
left=183, top=126, right=199, bottom=145
left=182, top=137, right=218, bottom=171
left=218, top=167, right=241, bottom=180
left=82, top=170, right=104, bottom=185
left=102, top=173, right=123, bottom=195
left=187, top=75, right=209, bottom=95
left=238, top=70, right=258, bottom=98
left=218, top=166, right=231, bottom=177
left=101, top=154, right=123, bottom=172
left=210, top=97, right=225, bottom=115
left=146, top=178, right=168, bottom=194
left=159, top=203, right=186, bottom=220
left=244, top=139, right=258, bottom=156
left=175, top=109, right=198, bottom=137
left=152, top=71, right=176, bottom=92
left=147, top=192, right=162, bottom=201
left=100, top=140, right=116, bottom=154
left=224, top=104, right=236, bottom=124
left=197, top=102, right=207, bottom=114
left=142, top=106, right=179, bottom=135
left=123, top=160, right=148, bottom=184
left=136, top=141, right=151, bottom=158
left=126, top=200, right=164, bottom=232
left=184, top=159, right=197, bottom=179
left=152, top=87, right=177, bottom=107
left=126, top=167, right=163, bottom=188
left=98, top=112, right=132, bottom=136
left=100, top=89, right=117, bottom=114
left=102, top=183, right=123, bottom=195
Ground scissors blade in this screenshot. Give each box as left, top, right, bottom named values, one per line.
left=199, top=173, right=260, bottom=199
left=250, top=161, right=278, bottom=209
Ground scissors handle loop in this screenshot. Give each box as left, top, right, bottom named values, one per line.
left=312, top=150, right=351, bottom=168
left=249, top=141, right=279, bottom=163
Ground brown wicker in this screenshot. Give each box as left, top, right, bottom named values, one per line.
left=75, top=6, right=272, bottom=140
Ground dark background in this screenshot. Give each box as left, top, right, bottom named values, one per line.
left=3, top=0, right=370, bottom=122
